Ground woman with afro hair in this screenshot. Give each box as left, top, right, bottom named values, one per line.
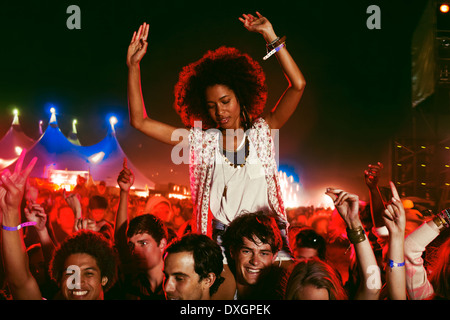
left=126, top=12, right=306, bottom=299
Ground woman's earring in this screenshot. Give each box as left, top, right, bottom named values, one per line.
left=241, top=105, right=251, bottom=130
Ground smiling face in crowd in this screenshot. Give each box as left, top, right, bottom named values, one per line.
left=61, top=253, right=108, bottom=300
left=231, top=236, right=276, bottom=287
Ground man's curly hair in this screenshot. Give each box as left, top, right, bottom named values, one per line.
left=174, top=46, right=267, bottom=129
left=50, top=230, right=118, bottom=292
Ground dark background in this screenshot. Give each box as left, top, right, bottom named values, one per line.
left=0, top=0, right=429, bottom=205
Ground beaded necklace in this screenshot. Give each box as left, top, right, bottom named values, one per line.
left=220, top=135, right=250, bottom=199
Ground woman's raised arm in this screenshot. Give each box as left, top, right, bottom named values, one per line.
left=127, top=23, right=187, bottom=146
left=240, top=12, right=306, bottom=130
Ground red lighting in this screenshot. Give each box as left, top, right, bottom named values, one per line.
left=440, top=4, right=450, bottom=13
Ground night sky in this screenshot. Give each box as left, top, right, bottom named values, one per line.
left=0, top=0, right=429, bottom=205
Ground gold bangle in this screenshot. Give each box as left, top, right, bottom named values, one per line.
left=433, top=216, right=443, bottom=228
left=439, top=214, right=449, bottom=228
left=346, top=226, right=366, bottom=244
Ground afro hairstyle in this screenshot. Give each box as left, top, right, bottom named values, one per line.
left=50, top=230, right=118, bottom=292
left=174, top=46, right=267, bottom=129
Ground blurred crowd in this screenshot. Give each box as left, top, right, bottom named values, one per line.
left=1, top=157, right=449, bottom=301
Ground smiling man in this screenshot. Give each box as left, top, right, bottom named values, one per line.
left=0, top=152, right=117, bottom=300
left=222, top=211, right=286, bottom=300
left=163, top=233, right=224, bottom=300
left=50, top=230, right=118, bottom=300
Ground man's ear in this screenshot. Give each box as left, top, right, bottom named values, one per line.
left=159, top=238, right=168, bottom=251
left=101, top=276, right=109, bottom=287
left=202, top=272, right=216, bottom=289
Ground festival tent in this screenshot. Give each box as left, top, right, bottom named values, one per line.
left=16, top=111, right=92, bottom=179
left=8, top=111, right=155, bottom=191
left=78, top=119, right=155, bottom=190
left=67, top=119, right=81, bottom=146
left=0, top=112, right=38, bottom=170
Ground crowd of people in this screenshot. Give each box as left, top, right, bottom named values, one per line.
left=1, top=151, right=450, bottom=301
left=2, top=11, right=450, bottom=301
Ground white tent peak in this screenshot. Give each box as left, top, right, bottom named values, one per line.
left=68, top=119, right=81, bottom=146
left=2, top=109, right=155, bottom=190
left=72, top=119, right=78, bottom=134
left=49, top=108, right=57, bottom=126
left=109, top=116, right=118, bottom=134
left=0, top=113, right=37, bottom=170
left=12, top=113, right=19, bottom=126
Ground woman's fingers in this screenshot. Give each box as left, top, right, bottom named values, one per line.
left=137, top=23, right=148, bottom=41
left=14, top=148, right=27, bottom=176
left=325, top=188, right=338, bottom=201
left=143, top=23, right=149, bottom=40
left=8, top=149, right=36, bottom=187
left=130, top=23, right=148, bottom=45
left=136, top=24, right=143, bottom=40
left=141, top=40, right=148, bottom=53
left=23, top=157, right=37, bottom=180
left=390, top=198, right=402, bottom=218
left=384, top=201, right=400, bottom=221
left=389, top=181, right=400, bottom=200
left=241, top=14, right=252, bottom=24
left=325, top=188, right=348, bottom=206
left=36, top=210, right=46, bottom=219
left=384, top=207, right=394, bottom=221
left=335, top=191, right=348, bottom=206
left=0, top=174, right=16, bottom=194
left=325, top=188, right=343, bottom=201
left=384, top=203, right=396, bottom=220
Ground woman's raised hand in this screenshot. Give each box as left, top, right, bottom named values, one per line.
left=326, top=188, right=361, bottom=229
left=24, top=203, right=47, bottom=231
left=0, top=150, right=37, bottom=216
left=382, top=181, right=406, bottom=236
left=239, top=12, right=274, bottom=37
left=364, top=162, right=384, bottom=189
left=127, top=22, right=150, bottom=67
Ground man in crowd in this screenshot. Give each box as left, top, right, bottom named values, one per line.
left=222, top=211, right=286, bottom=299
left=111, top=159, right=168, bottom=299
left=163, top=233, right=224, bottom=300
